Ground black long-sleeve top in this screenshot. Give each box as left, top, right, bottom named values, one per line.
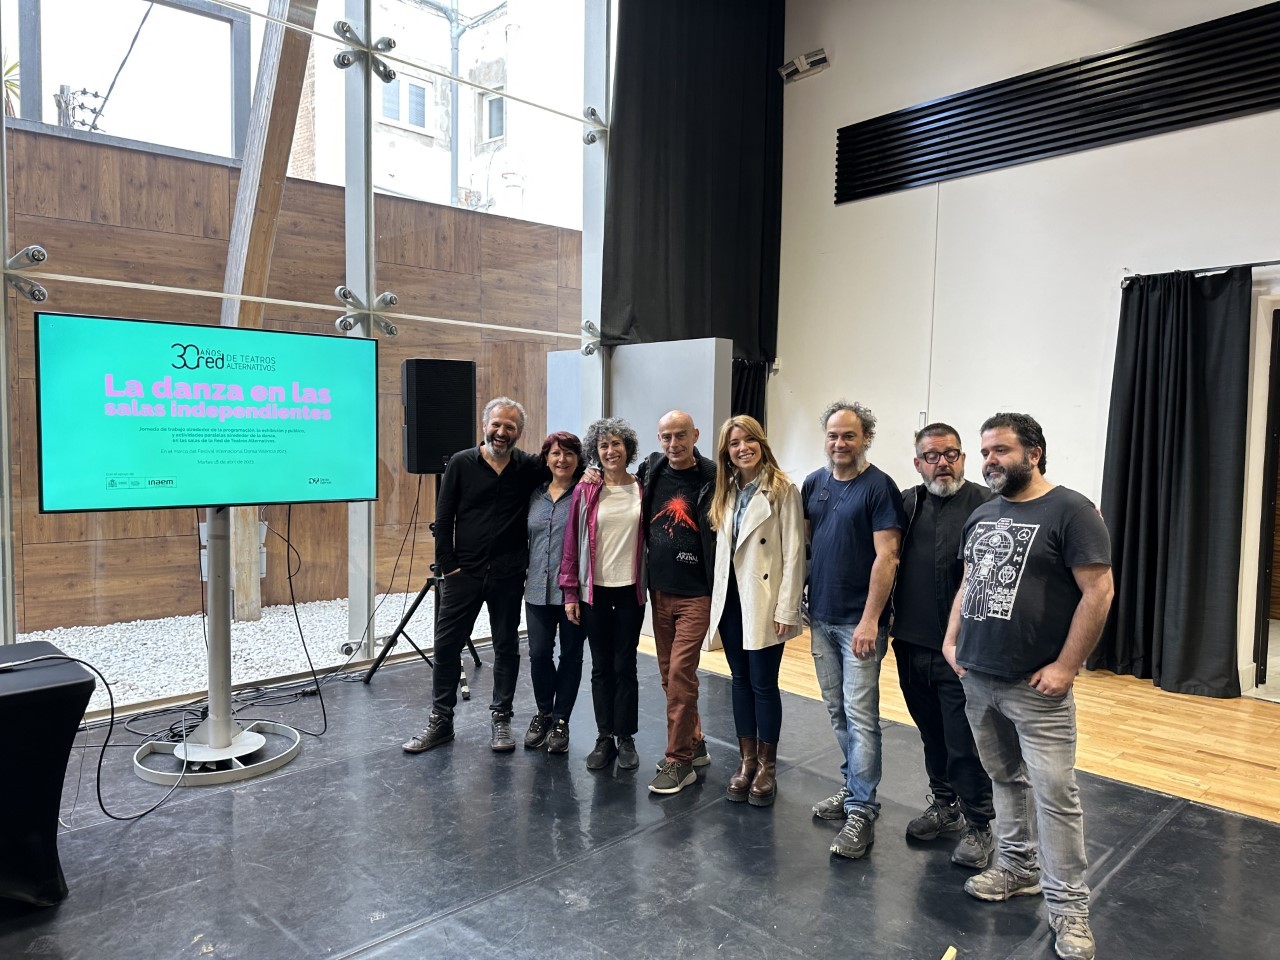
left=433, top=445, right=549, bottom=578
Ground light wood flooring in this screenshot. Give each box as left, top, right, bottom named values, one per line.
left=640, top=631, right=1280, bottom=824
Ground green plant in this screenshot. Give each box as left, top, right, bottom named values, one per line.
left=3, top=50, right=18, bottom=117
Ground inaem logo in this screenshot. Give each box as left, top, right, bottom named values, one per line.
left=171, top=343, right=225, bottom=371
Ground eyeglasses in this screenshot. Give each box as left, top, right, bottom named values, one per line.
left=920, top=449, right=962, bottom=464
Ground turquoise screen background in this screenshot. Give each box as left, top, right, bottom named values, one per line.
left=35, top=313, right=379, bottom=512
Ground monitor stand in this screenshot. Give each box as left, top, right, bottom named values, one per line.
left=133, top=505, right=301, bottom=785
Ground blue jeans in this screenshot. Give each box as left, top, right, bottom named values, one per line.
left=962, top=670, right=1089, bottom=918
left=810, top=618, right=886, bottom=818
left=525, top=602, right=586, bottom=723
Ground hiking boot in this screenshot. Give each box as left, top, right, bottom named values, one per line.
left=524, top=712, right=551, bottom=749
left=952, top=823, right=996, bottom=869
left=402, top=714, right=453, bottom=753
left=812, top=786, right=851, bottom=820
left=830, top=811, right=875, bottom=859
left=906, top=795, right=965, bottom=840
left=692, top=739, right=711, bottom=767
left=586, top=735, right=617, bottom=770
left=964, top=865, right=1042, bottom=902
left=617, top=736, right=640, bottom=770
left=490, top=712, right=516, bottom=752
left=545, top=719, right=570, bottom=754
left=1049, top=915, right=1096, bottom=960
left=648, top=760, right=696, bottom=795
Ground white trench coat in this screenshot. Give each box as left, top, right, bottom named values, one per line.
left=704, top=480, right=806, bottom=652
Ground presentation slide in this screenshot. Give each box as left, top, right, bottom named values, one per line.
left=35, top=313, right=379, bottom=512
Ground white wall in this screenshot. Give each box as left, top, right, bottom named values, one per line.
left=773, top=0, right=1280, bottom=682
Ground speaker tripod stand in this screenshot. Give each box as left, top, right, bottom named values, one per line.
left=362, top=569, right=481, bottom=697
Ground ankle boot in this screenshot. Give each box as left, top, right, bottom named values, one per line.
left=726, top=737, right=758, bottom=802
left=749, top=741, right=778, bottom=807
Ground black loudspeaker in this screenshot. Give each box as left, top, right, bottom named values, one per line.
left=402, top=358, right=477, bottom=474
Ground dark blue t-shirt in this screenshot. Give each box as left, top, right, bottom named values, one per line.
left=802, top=464, right=906, bottom=625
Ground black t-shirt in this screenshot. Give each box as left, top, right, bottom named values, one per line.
left=956, top=486, right=1111, bottom=679
left=645, top=465, right=709, bottom=596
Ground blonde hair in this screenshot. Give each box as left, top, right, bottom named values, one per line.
left=708, top=415, right=789, bottom=531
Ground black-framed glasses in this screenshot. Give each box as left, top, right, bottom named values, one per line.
left=920, top=449, right=962, bottom=464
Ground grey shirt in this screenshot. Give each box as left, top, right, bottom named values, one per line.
left=525, top=482, right=576, bottom=605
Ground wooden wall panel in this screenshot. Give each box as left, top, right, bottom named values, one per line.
left=6, top=128, right=581, bottom=632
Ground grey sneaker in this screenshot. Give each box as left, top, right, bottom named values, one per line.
left=490, top=712, right=516, bottom=752
left=524, top=712, right=551, bottom=749
left=906, top=795, right=965, bottom=840
left=812, top=786, right=851, bottom=820
left=964, top=865, right=1042, bottom=902
left=617, top=736, right=639, bottom=770
left=656, top=739, right=712, bottom=773
left=648, top=760, right=696, bottom=795
left=830, top=812, right=875, bottom=859
left=1050, top=915, right=1096, bottom=960
left=402, top=714, right=453, bottom=753
left=951, top=824, right=995, bottom=869
left=545, top=719, right=570, bottom=754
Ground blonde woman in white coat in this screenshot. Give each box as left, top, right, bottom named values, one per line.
left=705, top=415, right=805, bottom=807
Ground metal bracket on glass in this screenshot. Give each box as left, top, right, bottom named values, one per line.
left=331, top=20, right=398, bottom=84
left=583, top=105, right=606, bottom=145
left=5, top=245, right=49, bottom=302
left=581, top=319, right=601, bottom=356
left=334, top=285, right=399, bottom=336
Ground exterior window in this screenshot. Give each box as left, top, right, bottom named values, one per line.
left=408, top=83, right=427, bottom=127
left=380, top=78, right=431, bottom=131
left=482, top=91, right=505, bottom=141
left=382, top=77, right=401, bottom=121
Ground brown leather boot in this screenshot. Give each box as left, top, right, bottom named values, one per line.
left=726, top=737, right=758, bottom=802
left=749, top=741, right=778, bottom=807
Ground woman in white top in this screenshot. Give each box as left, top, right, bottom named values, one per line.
left=705, top=415, right=805, bottom=806
left=559, top=417, right=646, bottom=772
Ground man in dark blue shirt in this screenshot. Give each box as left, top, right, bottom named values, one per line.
left=402, top=396, right=548, bottom=756
left=802, top=400, right=905, bottom=860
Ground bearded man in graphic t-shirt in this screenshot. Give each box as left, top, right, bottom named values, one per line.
left=943, top=412, right=1113, bottom=960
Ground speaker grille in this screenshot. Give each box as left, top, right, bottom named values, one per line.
left=402, top=359, right=477, bottom=474
left=835, top=2, right=1280, bottom=204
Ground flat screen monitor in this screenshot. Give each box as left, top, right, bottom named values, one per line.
left=35, top=312, right=379, bottom=512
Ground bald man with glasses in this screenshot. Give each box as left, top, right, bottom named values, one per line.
left=891, top=422, right=996, bottom=869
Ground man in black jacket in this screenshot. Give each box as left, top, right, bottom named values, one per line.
left=892, top=422, right=996, bottom=867
left=402, top=396, right=547, bottom=755
left=639, top=411, right=718, bottom=795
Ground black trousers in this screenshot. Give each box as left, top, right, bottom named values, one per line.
left=894, top=638, right=995, bottom=826
left=581, top=585, right=644, bottom=738
left=431, top=570, right=524, bottom=721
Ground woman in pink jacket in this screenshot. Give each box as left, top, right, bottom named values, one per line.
left=559, top=417, right=646, bottom=773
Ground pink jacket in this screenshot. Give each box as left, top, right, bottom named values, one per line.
left=558, top=478, right=647, bottom=606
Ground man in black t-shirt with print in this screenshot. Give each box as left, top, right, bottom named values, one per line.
left=943, top=413, right=1113, bottom=960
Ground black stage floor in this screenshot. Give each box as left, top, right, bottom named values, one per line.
left=3, top=646, right=1278, bottom=959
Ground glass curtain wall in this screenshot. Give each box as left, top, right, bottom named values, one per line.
left=0, top=0, right=602, bottom=711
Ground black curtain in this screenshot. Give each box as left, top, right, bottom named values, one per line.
left=732, top=359, right=768, bottom=423
left=1090, top=267, right=1252, bottom=697
left=601, top=0, right=784, bottom=378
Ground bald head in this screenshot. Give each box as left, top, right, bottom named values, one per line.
left=658, top=410, right=699, bottom=470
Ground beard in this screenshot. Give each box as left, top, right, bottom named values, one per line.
left=826, top=452, right=867, bottom=474
left=985, top=455, right=1034, bottom=497
left=926, top=474, right=962, bottom=497
left=484, top=432, right=513, bottom=460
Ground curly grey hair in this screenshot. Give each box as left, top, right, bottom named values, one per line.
left=819, top=400, right=877, bottom=446
left=583, top=416, right=639, bottom=467
left=482, top=396, right=527, bottom=433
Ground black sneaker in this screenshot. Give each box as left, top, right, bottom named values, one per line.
left=830, top=812, right=875, bottom=859
left=906, top=795, right=964, bottom=840
left=812, top=786, right=851, bottom=820
left=490, top=712, right=516, bottom=752
left=545, top=719, right=570, bottom=754
left=649, top=760, right=696, bottom=795
left=402, top=714, right=453, bottom=753
left=524, top=712, right=552, bottom=749
left=617, top=736, right=639, bottom=770
left=586, top=735, right=617, bottom=770
left=952, top=824, right=996, bottom=869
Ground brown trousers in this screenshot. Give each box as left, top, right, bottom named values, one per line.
left=651, top=590, right=710, bottom=763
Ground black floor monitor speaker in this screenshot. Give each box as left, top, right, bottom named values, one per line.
left=402, top=358, right=477, bottom=474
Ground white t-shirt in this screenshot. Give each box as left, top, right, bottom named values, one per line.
left=594, top=481, right=641, bottom=587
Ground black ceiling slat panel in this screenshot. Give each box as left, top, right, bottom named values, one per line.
left=834, top=2, right=1280, bottom=204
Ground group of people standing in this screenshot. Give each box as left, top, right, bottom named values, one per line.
left=402, top=395, right=1113, bottom=960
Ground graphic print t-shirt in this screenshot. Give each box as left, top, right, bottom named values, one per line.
left=646, top=465, right=708, bottom=596
left=956, top=486, right=1111, bottom=679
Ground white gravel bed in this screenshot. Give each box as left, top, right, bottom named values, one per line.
left=17, top=592, right=520, bottom=713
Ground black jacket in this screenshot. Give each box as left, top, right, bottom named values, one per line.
left=637, top=449, right=718, bottom=590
